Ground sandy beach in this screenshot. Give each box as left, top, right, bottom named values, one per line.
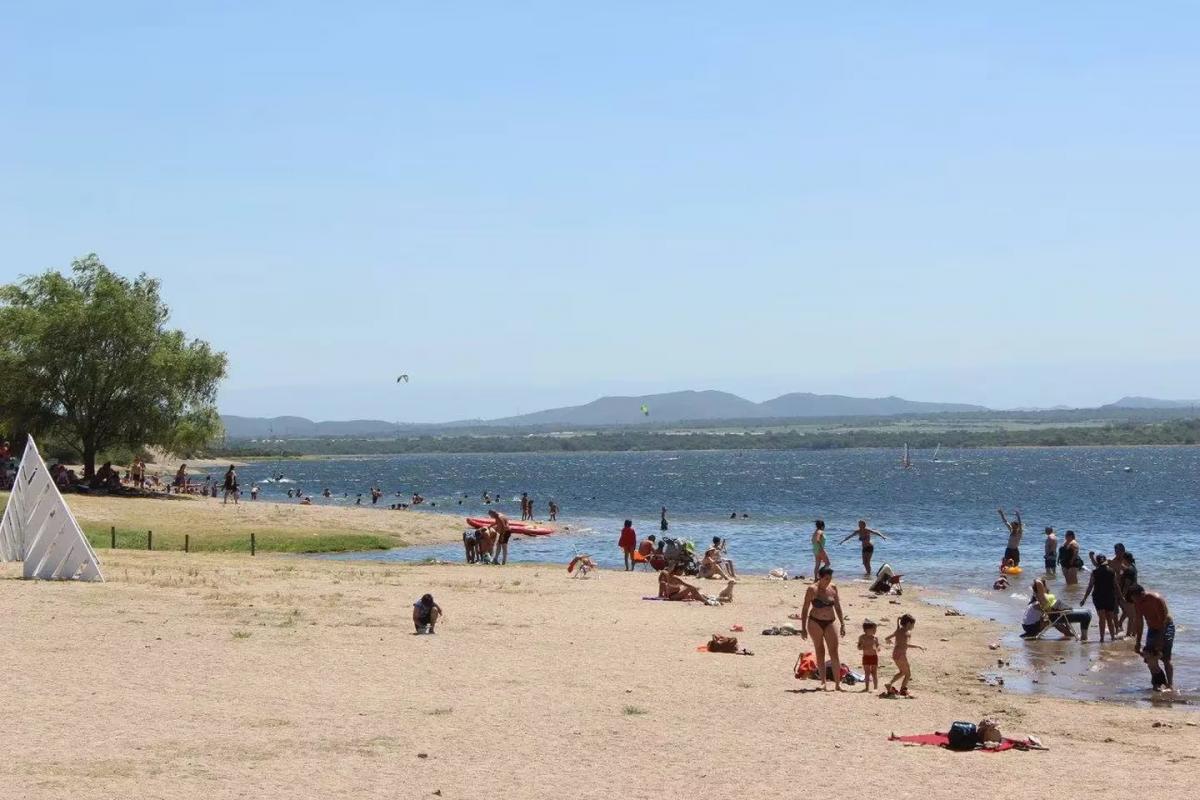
left=1, top=551, right=1195, bottom=800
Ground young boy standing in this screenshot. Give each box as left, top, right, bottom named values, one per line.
left=858, top=620, right=880, bottom=693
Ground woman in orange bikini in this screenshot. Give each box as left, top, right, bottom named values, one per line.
left=799, top=566, right=846, bottom=691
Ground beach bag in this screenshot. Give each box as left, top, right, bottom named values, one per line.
left=794, top=652, right=819, bottom=679
left=707, top=635, right=738, bottom=653
left=947, top=722, right=979, bottom=751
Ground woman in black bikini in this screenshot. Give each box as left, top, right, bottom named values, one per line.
left=839, top=520, right=887, bottom=577
left=799, top=566, right=846, bottom=691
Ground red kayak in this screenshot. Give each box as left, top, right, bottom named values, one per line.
left=465, top=517, right=554, bottom=536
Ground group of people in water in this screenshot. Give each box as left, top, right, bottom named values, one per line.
left=995, top=508, right=1177, bottom=692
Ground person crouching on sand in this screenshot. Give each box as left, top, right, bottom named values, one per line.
left=883, top=614, right=924, bottom=696
left=412, top=594, right=443, bottom=634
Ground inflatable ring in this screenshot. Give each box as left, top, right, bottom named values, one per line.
left=1001, top=566, right=1023, bottom=575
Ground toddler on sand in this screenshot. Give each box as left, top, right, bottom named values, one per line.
left=857, top=620, right=880, bottom=692
left=884, top=614, right=924, bottom=696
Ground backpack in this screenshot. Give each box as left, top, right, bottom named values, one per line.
left=707, top=634, right=739, bottom=653
left=947, top=721, right=979, bottom=751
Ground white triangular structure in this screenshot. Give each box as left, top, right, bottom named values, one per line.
left=0, top=437, right=104, bottom=581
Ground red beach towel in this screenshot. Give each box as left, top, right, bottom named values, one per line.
left=888, top=732, right=1022, bottom=752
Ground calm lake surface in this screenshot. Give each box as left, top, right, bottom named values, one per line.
left=232, top=446, right=1199, bottom=703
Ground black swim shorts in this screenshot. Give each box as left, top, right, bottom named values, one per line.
left=1145, top=622, right=1175, bottom=661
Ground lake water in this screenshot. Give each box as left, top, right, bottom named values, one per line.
left=230, top=446, right=1199, bottom=703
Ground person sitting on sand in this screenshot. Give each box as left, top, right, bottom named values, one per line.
left=412, top=594, right=443, bottom=634
left=1130, top=584, right=1174, bottom=692
left=840, top=520, right=887, bottom=577
left=798, top=566, right=846, bottom=691
left=173, top=464, right=187, bottom=491
left=657, top=570, right=734, bottom=604
left=883, top=614, right=924, bottom=696
left=300, top=495, right=312, bottom=505
left=699, top=538, right=735, bottom=581
left=638, top=534, right=657, bottom=560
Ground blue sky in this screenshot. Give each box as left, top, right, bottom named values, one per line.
left=3, top=2, right=1198, bottom=421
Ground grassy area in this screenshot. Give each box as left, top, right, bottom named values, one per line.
left=79, top=525, right=395, bottom=554
left=0, top=492, right=424, bottom=554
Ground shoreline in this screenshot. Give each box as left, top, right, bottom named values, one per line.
left=1, top=552, right=1194, bottom=798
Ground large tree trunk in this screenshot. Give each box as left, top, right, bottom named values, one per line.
left=82, top=443, right=96, bottom=479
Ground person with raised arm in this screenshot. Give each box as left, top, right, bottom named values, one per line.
left=840, top=520, right=887, bottom=576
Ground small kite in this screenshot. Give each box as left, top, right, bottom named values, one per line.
left=640, top=404, right=650, bottom=416
left=396, top=374, right=409, bottom=383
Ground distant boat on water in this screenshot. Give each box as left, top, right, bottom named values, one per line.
left=901, top=443, right=913, bottom=469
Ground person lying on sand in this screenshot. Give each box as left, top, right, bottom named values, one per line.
left=412, top=594, right=443, bottom=634
left=657, top=571, right=734, bottom=604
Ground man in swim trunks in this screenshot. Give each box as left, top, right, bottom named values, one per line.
left=1130, top=585, right=1174, bottom=691
left=1043, top=527, right=1057, bottom=576
left=998, top=508, right=1022, bottom=566
left=839, top=520, right=887, bottom=576
left=488, top=509, right=512, bottom=565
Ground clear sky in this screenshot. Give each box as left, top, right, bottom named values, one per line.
left=3, top=2, right=1198, bottom=421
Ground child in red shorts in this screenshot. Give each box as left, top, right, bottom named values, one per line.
left=858, top=620, right=880, bottom=693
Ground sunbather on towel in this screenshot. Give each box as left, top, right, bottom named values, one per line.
left=658, top=571, right=734, bottom=603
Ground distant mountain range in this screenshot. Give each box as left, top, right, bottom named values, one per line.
left=220, top=392, right=1200, bottom=440
left=1103, top=396, right=1200, bottom=410
left=220, top=390, right=987, bottom=439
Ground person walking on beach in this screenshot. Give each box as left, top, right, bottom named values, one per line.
left=840, top=520, right=887, bottom=576
left=883, top=614, right=924, bottom=696
left=222, top=465, right=239, bottom=505
left=660, top=507, right=669, bottom=532
left=799, top=566, right=846, bottom=691
left=619, top=520, right=637, bottom=571
left=1130, top=585, right=1174, bottom=692
left=1043, top=527, right=1058, bottom=576
left=811, top=520, right=831, bottom=581
left=998, top=508, right=1022, bottom=566
left=488, top=509, right=512, bottom=565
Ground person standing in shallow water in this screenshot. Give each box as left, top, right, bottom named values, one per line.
left=811, top=520, right=831, bottom=581
left=998, top=508, right=1022, bottom=566
left=1130, top=584, right=1174, bottom=692
left=840, top=520, right=887, bottom=577
left=660, top=507, right=668, bottom=532
left=1043, top=527, right=1058, bottom=576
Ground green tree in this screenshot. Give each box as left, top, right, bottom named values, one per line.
left=0, top=254, right=228, bottom=476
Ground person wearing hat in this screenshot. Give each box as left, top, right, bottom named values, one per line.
left=412, top=594, right=443, bottom=634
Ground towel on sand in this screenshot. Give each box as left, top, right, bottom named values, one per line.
left=888, top=732, right=1034, bottom=752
